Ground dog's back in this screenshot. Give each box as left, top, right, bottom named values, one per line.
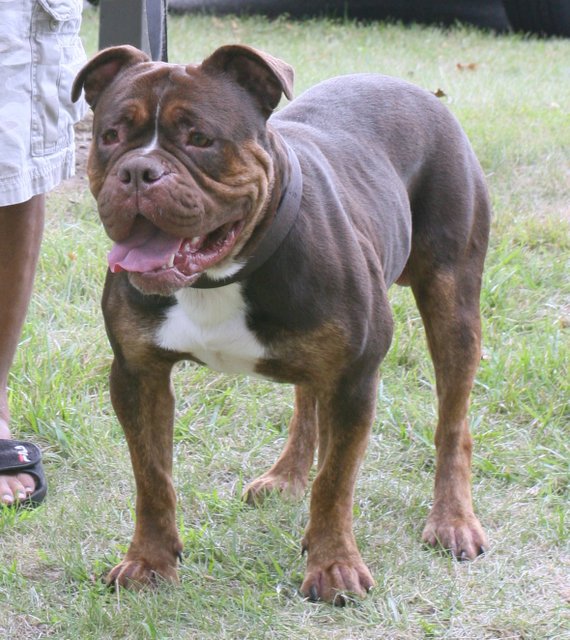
left=271, top=74, right=489, bottom=287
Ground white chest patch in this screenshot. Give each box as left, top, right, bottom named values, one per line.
left=154, top=284, right=267, bottom=375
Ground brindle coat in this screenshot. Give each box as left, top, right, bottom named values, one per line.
left=72, top=44, right=490, bottom=603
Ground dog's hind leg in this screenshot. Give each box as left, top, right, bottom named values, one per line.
left=243, top=385, right=317, bottom=504
left=412, top=268, right=488, bottom=559
left=407, top=178, right=490, bottom=560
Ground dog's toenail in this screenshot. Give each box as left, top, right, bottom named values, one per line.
left=333, top=593, right=347, bottom=607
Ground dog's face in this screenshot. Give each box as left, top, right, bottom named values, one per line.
left=72, top=45, right=293, bottom=296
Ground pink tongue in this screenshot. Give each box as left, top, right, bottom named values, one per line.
left=108, top=218, right=182, bottom=273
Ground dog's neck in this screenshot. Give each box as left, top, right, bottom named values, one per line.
left=192, top=138, right=303, bottom=289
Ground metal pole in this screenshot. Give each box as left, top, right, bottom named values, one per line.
left=98, top=0, right=167, bottom=61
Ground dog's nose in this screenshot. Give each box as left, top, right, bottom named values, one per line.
left=118, top=156, right=168, bottom=187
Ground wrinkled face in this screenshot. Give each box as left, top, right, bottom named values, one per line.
left=77, top=46, right=293, bottom=296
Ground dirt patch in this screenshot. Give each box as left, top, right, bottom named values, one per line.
left=56, top=112, right=93, bottom=195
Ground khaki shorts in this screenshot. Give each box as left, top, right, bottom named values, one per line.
left=0, top=0, right=86, bottom=206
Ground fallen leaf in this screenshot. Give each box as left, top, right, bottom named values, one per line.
left=456, top=62, right=479, bottom=71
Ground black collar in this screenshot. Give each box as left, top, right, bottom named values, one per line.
left=192, top=142, right=303, bottom=289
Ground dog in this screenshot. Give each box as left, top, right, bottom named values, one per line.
left=72, top=43, right=490, bottom=603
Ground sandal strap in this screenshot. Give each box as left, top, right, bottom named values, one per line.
left=0, top=439, right=47, bottom=507
left=0, top=439, right=42, bottom=473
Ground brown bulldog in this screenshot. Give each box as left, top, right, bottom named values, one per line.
left=72, top=44, right=490, bottom=604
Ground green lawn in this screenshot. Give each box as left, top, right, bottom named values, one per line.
left=1, top=10, right=568, bottom=640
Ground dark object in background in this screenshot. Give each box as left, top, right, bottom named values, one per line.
left=168, top=0, right=570, bottom=37
left=502, top=0, right=570, bottom=37
left=97, top=0, right=168, bottom=61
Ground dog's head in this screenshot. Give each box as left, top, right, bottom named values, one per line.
left=73, top=45, right=294, bottom=295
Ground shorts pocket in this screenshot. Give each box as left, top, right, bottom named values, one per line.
left=30, top=0, right=86, bottom=157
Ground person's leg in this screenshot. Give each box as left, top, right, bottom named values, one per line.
left=0, top=194, right=45, bottom=505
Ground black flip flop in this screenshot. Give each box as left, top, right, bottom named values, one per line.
left=0, top=439, right=47, bottom=507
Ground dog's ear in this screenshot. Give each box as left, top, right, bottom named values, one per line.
left=72, top=45, right=150, bottom=108
left=201, top=45, right=294, bottom=118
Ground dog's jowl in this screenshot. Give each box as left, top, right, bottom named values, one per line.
left=73, top=44, right=490, bottom=603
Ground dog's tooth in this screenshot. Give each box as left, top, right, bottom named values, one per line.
left=167, top=253, right=175, bottom=268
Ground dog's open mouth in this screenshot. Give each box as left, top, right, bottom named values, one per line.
left=108, top=216, right=243, bottom=285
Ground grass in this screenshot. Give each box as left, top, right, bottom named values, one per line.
left=1, top=10, right=569, bottom=639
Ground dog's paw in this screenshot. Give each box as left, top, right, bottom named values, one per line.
left=300, top=559, right=374, bottom=605
left=422, top=510, right=488, bottom=560
left=300, top=534, right=374, bottom=605
left=242, top=470, right=307, bottom=506
left=105, top=558, right=179, bottom=590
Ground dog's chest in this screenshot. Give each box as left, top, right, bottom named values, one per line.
left=154, top=284, right=266, bottom=375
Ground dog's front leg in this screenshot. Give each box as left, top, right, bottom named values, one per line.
left=300, top=373, right=379, bottom=604
left=105, top=356, right=182, bottom=588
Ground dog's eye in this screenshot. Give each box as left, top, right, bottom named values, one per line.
left=187, top=131, right=212, bottom=148
left=102, top=129, right=119, bottom=145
